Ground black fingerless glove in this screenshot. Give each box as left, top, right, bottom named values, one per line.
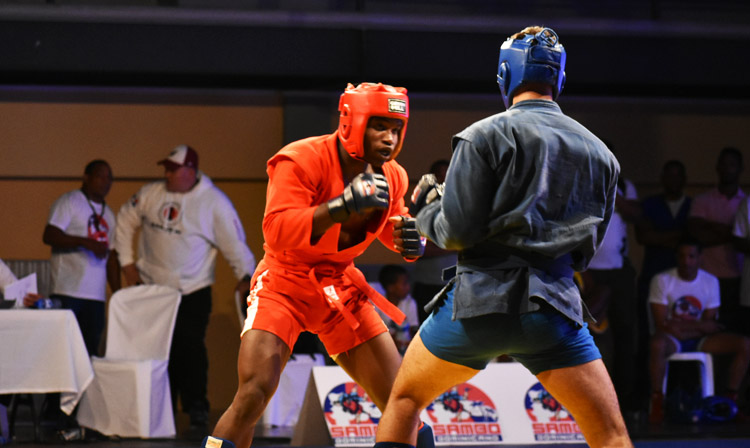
left=328, top=173, right=390, bottom=223
left=400, top=217, right=426, bottom=259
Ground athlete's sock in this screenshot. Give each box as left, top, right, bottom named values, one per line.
left=201, top=436, right=236, bottom=448
left=416, top=422, right=435, bottom=448
left=373, top=442, right=414, bottom=448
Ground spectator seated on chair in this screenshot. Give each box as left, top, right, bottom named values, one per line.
left=0, top=259, right=42, bottom=309
left=648, top=238, right=750, bottom=424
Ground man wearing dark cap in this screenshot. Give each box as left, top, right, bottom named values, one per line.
left=115, top=144, right=256, bottom=431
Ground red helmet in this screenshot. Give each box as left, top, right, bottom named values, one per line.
left=338, top=82, right=409, bottom=160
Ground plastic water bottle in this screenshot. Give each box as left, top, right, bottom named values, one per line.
left=34, top=298, right=53, bottom=309
left=34, top=298, right=61, bottom=309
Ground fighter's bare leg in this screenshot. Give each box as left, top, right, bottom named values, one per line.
left=700, top=333, right=750, bottom=392
left=211, top=329, right=291, bottom=448
left=334, top=332, right=403, bottom=411
left=375, top=334, right=478, bottom=445
left=536, top=359, right=632, bottom=448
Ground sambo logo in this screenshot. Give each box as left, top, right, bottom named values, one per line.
left=673, top=295, right=703, bottom=320
left=323, top=383, right=380, bottom=444
left=524, top=382, right=582, bottom=441
left=425, top=383, right=502, bottom=443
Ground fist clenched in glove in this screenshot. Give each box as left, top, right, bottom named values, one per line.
left=328, top=173, right=390, bottom=223
left=408, top=173, right=444, bottom=217
left=390, top=216, right=426, bottom=260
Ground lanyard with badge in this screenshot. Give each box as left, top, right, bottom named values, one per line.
left=81, top=189, right=107, bottom=241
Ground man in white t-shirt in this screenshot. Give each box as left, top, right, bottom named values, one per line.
left=43, top=160, right=120, bottom=355
left=583, top=169, right=641, bottom=416
left=648, top=238, right=750, bottom=424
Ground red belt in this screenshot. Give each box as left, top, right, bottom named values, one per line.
left=307, top=264, right=406, bottom=330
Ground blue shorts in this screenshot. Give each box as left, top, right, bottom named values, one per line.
left=665, top=334, right=704, bottom=353
left=419, top=289, right=601, bottom=375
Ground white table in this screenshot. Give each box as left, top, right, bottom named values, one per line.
left=0, top=309, right=94, bottom=414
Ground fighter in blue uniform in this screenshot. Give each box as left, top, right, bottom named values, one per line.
left=375, top=26, right=633, bottom=448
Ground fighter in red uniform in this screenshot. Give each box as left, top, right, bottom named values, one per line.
left=202, top=83, right=431, bottom=448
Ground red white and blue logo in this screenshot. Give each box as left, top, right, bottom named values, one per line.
left=673, top=295, right=703, bottom=320
left=425, top=383, right=502, bottom=443
left=160, top=201, right=182, bottom=226
left=87, top=214, right=110, bottom=243
left=323, top=382, right=380, bottom=445
left=524, top=382, right=583, bottom=441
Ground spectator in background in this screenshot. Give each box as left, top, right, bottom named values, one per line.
left=688, top=147, right=745, bottom=333
left=648, top=238, right=750, bottom=424
left=0, top=259, right=41, bottom=411
left=637, top=160, right=692, bottom=297
left=411, top=159, right=457, bottom=324
left=731, top=195, right=750, bottom=337
left=377, top=264, right=420, bottom=355
left=0, top=258, right=41, bottom=307
left=43, top=159, right=120, bottom=356
left=634, top=159, right=692, bottom=409
left=580, top=140, right=641, bottom=419
left=115, top=145, right=256, bottom=432
left=41, top=159, right=120, bottom=439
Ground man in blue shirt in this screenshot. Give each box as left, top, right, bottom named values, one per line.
left=377, top=26, right=632, bottom=448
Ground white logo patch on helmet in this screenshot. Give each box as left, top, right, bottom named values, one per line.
left=388, top=98, right=407, bottom=115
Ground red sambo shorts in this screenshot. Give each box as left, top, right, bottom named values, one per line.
left=241, top=260, right=403, bottom=356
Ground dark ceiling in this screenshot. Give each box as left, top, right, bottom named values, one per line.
left=1, top=1, right=749, bottom=98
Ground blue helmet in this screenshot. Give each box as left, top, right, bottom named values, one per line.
left=497, top=27, right=566, bottom=109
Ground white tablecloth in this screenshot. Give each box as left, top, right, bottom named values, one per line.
left=261, top=354, right=325, bottom=428
left=0, top=309, right=94, bottom=414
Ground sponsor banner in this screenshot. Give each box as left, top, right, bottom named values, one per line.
left=425, top=382, right=502, bottom=445
left=523, top=383, right=584, bottom=442
left=309, top=363, right=582, bottom=446
left=322, top=382, right=381, bottom=446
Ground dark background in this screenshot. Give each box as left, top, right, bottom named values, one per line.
left=2, top=0, right=749, bottom=99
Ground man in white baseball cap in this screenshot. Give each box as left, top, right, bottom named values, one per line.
left=158, top=144, right=199, bottom=171
left=115, top=144, right=256, bottom=433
